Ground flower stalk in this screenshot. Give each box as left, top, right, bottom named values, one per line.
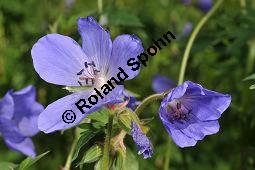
left=178, top=0, right=224, bottom=85
left=134, top=93, right=165, bottom=116
left=102, top=111, right=114, bottom=170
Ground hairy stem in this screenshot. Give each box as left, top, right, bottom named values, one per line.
left=134, top=93, right=165, bottom=115
left=102, top=111, right=114, bottom=170
left=178, top=0, right=224, bottom=85
left=98, top=0, right=103, bottom=13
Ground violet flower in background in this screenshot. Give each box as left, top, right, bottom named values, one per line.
left=152, top=75, right=176, bottom=93
left=0, top=85, right=44, bottom=157
left=31, top=16, right=143, bottom=133
left=131, top=122, right=153, bottom=159
left=197, top=0, right=212, bottom=13
left=182, top=0, right=191, bottom=5
left=159, top=81, right=231, bottom=147
left=182, top=22, right=193, bottom=37
left=181, top=0, right=212, bottom=13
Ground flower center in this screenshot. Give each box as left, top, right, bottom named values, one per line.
left=77, top=61, right=105, bottom=87
left=166, top=99, right=191, bottom=122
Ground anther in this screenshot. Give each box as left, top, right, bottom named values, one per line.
left=177, top=102, right=181, bottom=110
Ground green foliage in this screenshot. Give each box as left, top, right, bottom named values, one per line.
left=77, top=144, right=102, bottom=166
left=0, top=162, right=18, bottom=170
left=72, top=129, right=99, bottom=162
left=18, top=151, right=49, bottom=170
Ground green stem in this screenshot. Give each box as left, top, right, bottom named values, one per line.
left=177, top=0, right=223, bottom=85
left=102, top=111, right=114, bottom=170
left=98, top=0, right=103, bottom=13
left=164, top=139, right=171, bottom=170
left=64, top=129, right=79, bottom=170
left=134, top=93, right=165, bottom=115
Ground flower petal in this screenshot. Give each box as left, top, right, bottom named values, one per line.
left=38, top=88, right=121, bottom=133
left=179, top=114, right=220, bottom=140
left=5, top=137, right=36, bottom=157
left=0, top=117, right=25, bottom=143
left=183, top=81, right=231, bottom=121
left=108, top=34, right=144, bottom=79
left=10, top=85, right=44, bottom=136
left=152, top=75, right=176, bottom=93
left=0, top=92, right=14, bottom=119
left=77, top=17, right=112, bottom=73
left=161, top=118, right=197, bottom=147
left=167, top=82, right=188, bottom=101
left=31, top=33, right=89, bottom=86
left=160, top=113, right=197, bottom=148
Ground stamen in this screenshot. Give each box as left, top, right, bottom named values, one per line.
left=77, top=61, right=100, bottom=86
left=176, top=102, right=181, bottom=110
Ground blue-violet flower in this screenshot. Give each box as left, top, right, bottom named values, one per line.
left=159, top=81, right=231, bottom=147
left=31, top=16, right=143, bottom=133
left=0, top=85, right=44, bottom=157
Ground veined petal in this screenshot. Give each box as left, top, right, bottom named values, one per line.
left=108, top=34, right=144, bottom=79
left=5, top=137, right=36, bottom=157
left=31, top=33, right=90, bottom=86
left=39, top=90, right=105, bottom=133
left=160, top=116, right=197, bottom=147
left=77, top=17, right=112, bottom=74
left=10, top=85, right=44, bottom=136
left=178, top=114, right=220, bottom=140
left=183, top=81, right=231, bottom=121
left=0, top=92, right=14, bottom=119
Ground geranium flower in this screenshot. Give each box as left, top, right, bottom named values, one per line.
left=152, top=75, right=176, bottom=93
left=131, top=122, right=153, bottom=159
left=0, top=86, right=44, bottom=157
left=159, top=81, right=231, bottom=147
left=31, top=16, right=143, bottom=133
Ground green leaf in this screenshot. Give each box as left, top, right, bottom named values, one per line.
left=72, top=129, right=99, bottom=162
left=77, top=145, right=102, bottom=166
left=244, top=73, right=255, bottom=81
left=125, top=149, right=138, bottom=170
left=78, top=123, right=94, bottom=130
left=0, top=162, right=18, bottom=170
left=18, top=151, right=50, bottom=170
left=86, top=108, right=108, bottom=125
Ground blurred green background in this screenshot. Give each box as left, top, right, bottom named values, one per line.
left=0, top=0, right=255, bottom=169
